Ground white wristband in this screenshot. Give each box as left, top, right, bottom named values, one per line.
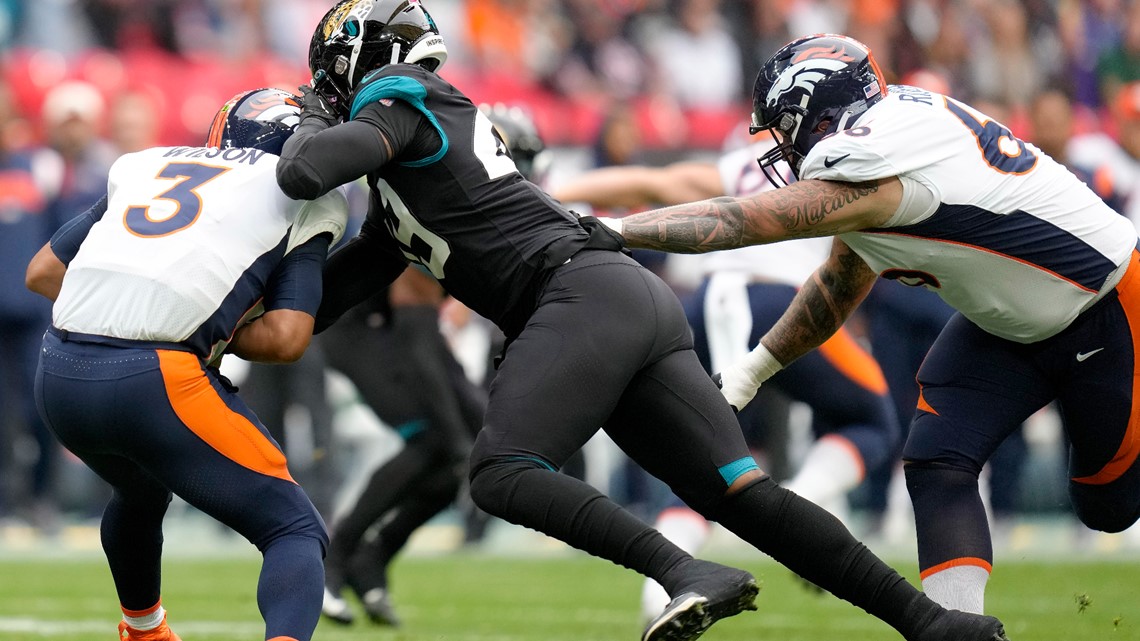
left=597, top=216, right=623, bottom=235
left=739, top=342, right=783, bottom=387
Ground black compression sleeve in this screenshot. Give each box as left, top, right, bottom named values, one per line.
left=315, top=221, right=408, bottom=333
left=276, top=120, right=391, bottom=200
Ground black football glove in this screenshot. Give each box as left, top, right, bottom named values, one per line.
left=577, top=214, right=628, bottom=253
left=297, top=83, right=341, bottom=128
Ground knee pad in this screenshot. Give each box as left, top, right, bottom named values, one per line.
left=468, top=456, right=550, bottom=516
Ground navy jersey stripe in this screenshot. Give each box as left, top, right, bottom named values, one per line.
left=185, top=236, right=289, bottom=356
left=865, top=203, right=1117, bottom=291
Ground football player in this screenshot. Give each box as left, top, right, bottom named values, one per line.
left=275, top=3, right=1008, bottom=640
left=25, top=88, right=348, bottom=641
left=319, top=103, right=551, bottom=628
left=605, top=33, right=1140, bottom=618
left=553, top=136, right=900, bottom=623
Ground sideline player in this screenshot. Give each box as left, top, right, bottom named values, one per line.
left=553, top=139, right=900, bottom=621
left=604, top=33, right=1140, bottom=616
left=276, top=3, right=1009, bottom=640
left=25, top=88, right=348, bottom=641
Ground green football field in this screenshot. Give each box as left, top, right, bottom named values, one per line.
left=1, top=551, right=1137, bottom=641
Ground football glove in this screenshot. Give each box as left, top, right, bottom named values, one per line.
left=298, top=82, right=341, bottom=128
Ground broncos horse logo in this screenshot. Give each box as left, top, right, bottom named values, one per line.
left=765, top=46, right=857, bottom=110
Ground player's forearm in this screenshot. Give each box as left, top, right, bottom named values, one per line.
left=228, top=309, right=315, bottom=363
left=761, top=245, right=876, bottom=365
left=277, top=121, right=389, bottom=200
left=25, top=243, right=67, bottom=301
left=616, top=179, right=890, bottom=253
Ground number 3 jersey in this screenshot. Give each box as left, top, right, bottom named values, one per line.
left=52, top=145, right=349, bottom=356
left=801, top=85, right=1138, bottom=343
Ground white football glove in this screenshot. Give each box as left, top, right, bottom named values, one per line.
left=713, top=343, right=783, bottom=411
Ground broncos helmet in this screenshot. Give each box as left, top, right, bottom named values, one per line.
left=750, top=34, right=887, bottom=184
left=206, top=88, right=301, bottom=155
left=309, top=0, right=448, bottom=119
left=479, top=103, right=549, bottom=183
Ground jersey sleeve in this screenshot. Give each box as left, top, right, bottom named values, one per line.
left=799, top=131, right=898, bottom=183
left=286, top=186, right=350, bottom=254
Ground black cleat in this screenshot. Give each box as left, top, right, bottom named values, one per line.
left=360, top=588, right=401, bottom=627
left=918, top=609, right=1010, bottom=641
left=641, top=561, right=759, bottom=641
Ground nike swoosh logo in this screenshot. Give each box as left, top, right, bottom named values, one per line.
left=1076, top=348, right=1104, bottom=362
left=823, top=154, right=850, bottom=168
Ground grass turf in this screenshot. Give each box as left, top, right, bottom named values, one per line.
left=1, top=552, right=1137, bottom=640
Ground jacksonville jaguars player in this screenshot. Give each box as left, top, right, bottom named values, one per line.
left=554, top=136, right=900, bottom=623
left=25, top=88, right=347, bottom=641
left=276, top=2, right=1009, bottom=640
left=606, top=32, right=1140, bottom=620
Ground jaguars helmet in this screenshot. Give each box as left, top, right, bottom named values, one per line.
left=750, top=34, right=887, bottom=184
left=206, top=88, right=301, bottom=155
left=309, top=0, right=448, bottom=119
left=479, top=103, right=549, bottom=183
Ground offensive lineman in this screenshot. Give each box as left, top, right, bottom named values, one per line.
left=605, top=33, right=1140, bottom=617
left=25, top=89, right=347, bottom=641
left=275, top=3, right=1009, bottom=641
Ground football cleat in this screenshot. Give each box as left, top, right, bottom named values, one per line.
left=641, top=560, right=758, bottom=641
left=916, top=609, right=1011, bottom=641
left=117, top=616, right=181, bottom=641
left=321, top=586, right=355, bottom=625
left=361, top=588, right=401, bottom=627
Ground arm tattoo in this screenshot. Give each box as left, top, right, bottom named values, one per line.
left=763, top=243, right=876, bottom=365
left=618, top=180, right=881, bottom=252
left=619, top=196, right=745, bottom=253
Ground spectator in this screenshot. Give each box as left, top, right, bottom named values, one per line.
left=1097, top=0, right=1140, bottom=108
left=646, top=0, right=742, bottom=110
left=0, top=79, right=51, bottom=526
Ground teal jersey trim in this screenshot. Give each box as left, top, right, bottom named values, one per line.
left=395, top=419, right=429, bottom=441
left=350, top=74, right=449, bottom=167
left=718, top=456, right=759, bottom=486
left=508, top=455, right=556, bottom=472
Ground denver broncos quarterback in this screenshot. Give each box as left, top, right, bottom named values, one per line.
left=24, top=88, right=348, bottom=641
left=608, top=32, right=1140, bottom=622
left=275, top=3, right=1008, bottom=640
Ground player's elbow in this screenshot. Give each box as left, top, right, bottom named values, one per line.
left=25, top=245, right=65, bottom=301
left=276, top=158, right=327, bottom=201
left=267, top=317, right=314, bottom=363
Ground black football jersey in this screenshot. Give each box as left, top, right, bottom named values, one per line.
left=350, top=64, right=589, bottom=334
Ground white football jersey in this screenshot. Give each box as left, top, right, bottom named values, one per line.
left=697, top=140, right=832, bottom=285
left=802, top=85, right=1137, bottom=343
left=53, top=145, right=349, bottom=355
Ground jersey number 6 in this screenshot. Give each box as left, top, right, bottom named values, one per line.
left=124, top=162, right=230, bottom=237
left=945, top=98, right=1037, bottom=175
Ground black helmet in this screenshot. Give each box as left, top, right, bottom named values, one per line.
left=309, top=0, right=448, bottom=119
left=479, top=103, right=549, bottom=183
left=751, top=34, right=886, bottom=183
left=206, top=88, right=301, bottom=155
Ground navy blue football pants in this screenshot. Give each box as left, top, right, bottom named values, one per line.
left=906, top=250, right=1140, bottom=580
left=34, top=330, right=328, bottom=641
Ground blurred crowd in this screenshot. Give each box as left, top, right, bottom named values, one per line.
left=5, top=0, right=1140, bottom=545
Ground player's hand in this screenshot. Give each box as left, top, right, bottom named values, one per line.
left=298, top=83, right=341, bottom=128
left=712, top=369, right=758, bottom=413
left=577, top=214, right=627, bottom=251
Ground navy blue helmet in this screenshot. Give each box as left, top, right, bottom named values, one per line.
left=308, top=0, right=448, bottom=119
left=206, top=88, right=301, bottom=155
left=751, top=34, right=887, bottom=183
